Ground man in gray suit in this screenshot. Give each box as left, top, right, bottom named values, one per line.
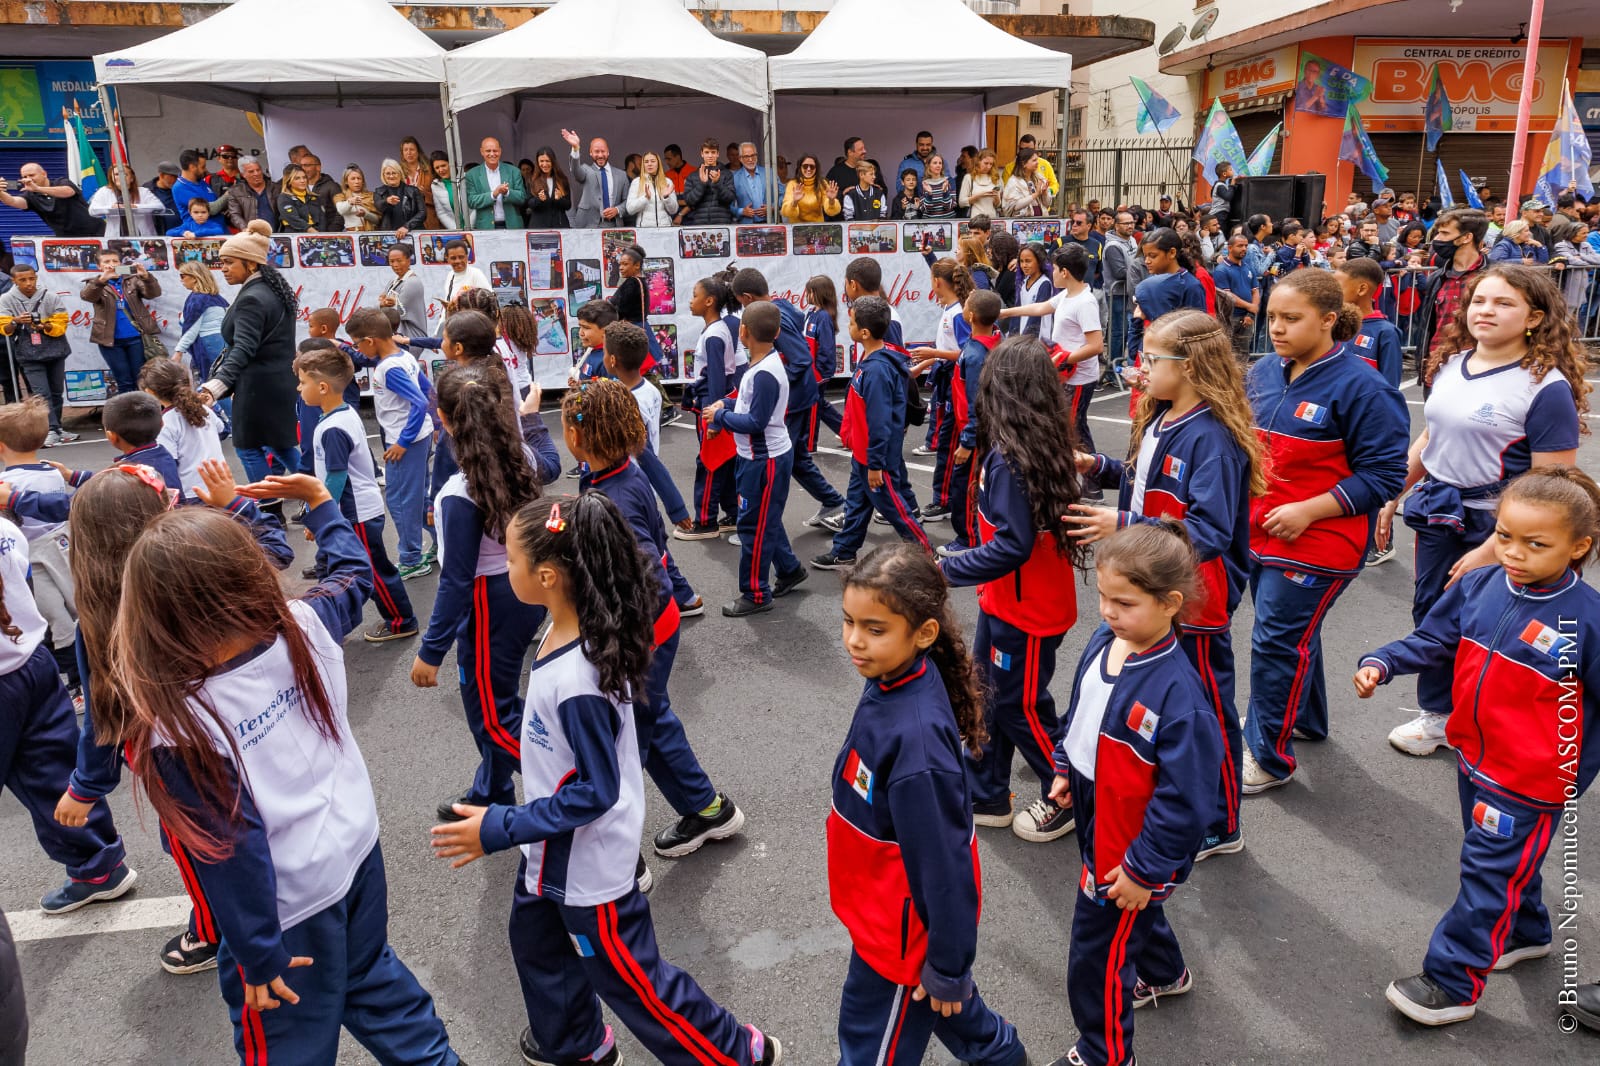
left=561, top=128, right=626, bottom=228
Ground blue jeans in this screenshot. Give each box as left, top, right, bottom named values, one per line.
left=385, top=440, right=432, bottom=568
left=236, top=444, right=299, bottom=484
left=189, top=334, right=232, bottom=430
left=97, top=337, right=144, bottom=396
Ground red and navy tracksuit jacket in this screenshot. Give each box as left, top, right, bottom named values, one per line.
left=580, top=460, right=681, bottom=649
left=1055, top=626, right=1222, bottom=900
left=827, top=656, right=982, bottom=999
left=941, top=447, right=1079, bottom=639
left=1360, top=566, right=1600, bottom=812
left=1351, top=312, right=1404, bottom=388
left=772, top=297, right=818, bottom=415
left=806, top=308, right=839, bottom=382
left=952, top=333, right=999, bottom=455
left=841, top=347, right=911, bottom=474
left=1248, top=347, right=1410, bottom=576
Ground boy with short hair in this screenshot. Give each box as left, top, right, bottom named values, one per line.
left=78, top=392, right=182, bottom=491
left=294, top=344, right=418, bottom=643
left=570, top=299, right=618, bottom=385
left=1337, top=257, right=1404, bottom=388
left=705, top=302, right=805, bottom=616
left=345, top=307, right=434, bottom=579
left=812, top=297, right=930, bottom=570
left=0, top=398, right=79, bottom=692
left=0, top=263, right=76, bottom=444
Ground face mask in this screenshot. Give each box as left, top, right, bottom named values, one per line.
left=1430, top=238, right=1459, bottom=264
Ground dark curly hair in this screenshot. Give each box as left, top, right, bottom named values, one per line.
left=435, top=363, right=541, bottom=540
left=974, top=335, right=1090, bottom=564
left=844, top=545, right=987, bottom=755
left=561, top=377, right=646, bottom=467
left=512, top=494, right=656, bottom=703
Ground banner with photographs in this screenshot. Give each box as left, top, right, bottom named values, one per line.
left=8, top=219, right=1059, bottom=401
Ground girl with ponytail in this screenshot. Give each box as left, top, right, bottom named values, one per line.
left=432, top=492, right=783, bottom=1066
left=825, top=543, right=1028, bottom=1066
left=140, top=358, right=225, bottom=500
left=1130, top=226, right=1207, bottom=361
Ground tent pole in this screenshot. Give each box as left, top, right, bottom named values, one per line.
left=764, top=89, right=778, bottom=222
left=97, top=85, right=136, bottom=238
left=1055, top=87, right=1069, bottom=212
left=439, top=82, right=466, bottom=229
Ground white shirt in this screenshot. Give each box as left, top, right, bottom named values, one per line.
left=0, top=463, right=66, bottom=540
left=483, top=163, right=506, bottom=222
left=1049, top=286, right=1103, bottom=386
left=0, top=519, right=47, bottom=674
left=631, top=379, right=662, bottom=455
left=495, top=337, right=533, bottom=403
left=1064, top=647, right=1116, bottom=780
left=1128, top=417, right=1160, bottom=518
left=442, top=266, right=490, bottom=309
left=312, top=406, right=385, bottom=523
left=371, top=351, right=433, bottom=446
left=87, top=187, right=167, bottom=237
left=158, top=407, right=226, bottom=499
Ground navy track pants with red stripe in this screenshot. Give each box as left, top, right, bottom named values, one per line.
left=1066, top=885, right=1185, bottom=1066
left=692, top=416, right=739, bottom=527
left=831, top=460, right=929, bottom=559
left=217, top=843, right=457, bottom=1066
left=1243, top=565, right=1353, bottom=780
left=1424, top=770, right=1555, bottom=1004
left=353, top=515, right=417, bottom=632
left=786, top=408, right=845, bottom=509
left=639, top=630, right=717, bottom=817
left=511, top=862, right=767, bottom=1066
left=457, top=574, right=545, bottom=806
left=735, top=452, right=801, bottom=606
left=837, top=949, right=1024, bottom=1066
left=971, top=612, right=1064, bottom=807
left=1182, top=628, right=1241, bottom=839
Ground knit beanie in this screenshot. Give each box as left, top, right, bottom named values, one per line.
left=220, top=219, right=272, bottom=265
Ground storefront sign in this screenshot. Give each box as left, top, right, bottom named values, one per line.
left=1205, top=46, right=1299, bottom=107
left=1353, top=39, right=1572, bottom=133
left=0, top=61, right=106, bottom=142
left=1575, top=92, right=1600, bottom=155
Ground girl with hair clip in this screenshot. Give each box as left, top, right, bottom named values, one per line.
left=1377, top=265, right=1586, bottom=758
left=1043, top=522, right=1223, bottom=1066
left=939, top=335, right=1089, bottom=845
left=563, top=379, right=743, bottom=868
left=111, top=474, right=461, bottom=1065
left=140, top=358, right=225, bottom=501
left=908, top=258, right=975, bottom=525
left=412, top=364, right=552, bottom=823
left=803, top=274, right=845, bottom=452
left=1128, top=228, right=1207, bottom=362
left=496, top=301, right=540, bottom=406
left=1242, top=268, right=1408, bottom=794
left=432, top=492, right=783, bottom=1066
left=1064, top=309, right=1264, bottom=860
left=676, top=272, right=747, bottom=539
left=46, top=461, right=294, bottom=976
left=1355, top=467, right=1600, bottom=1028
left=830, top=544, right=1030, bottom=1066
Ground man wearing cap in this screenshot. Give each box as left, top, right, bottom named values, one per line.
left=1521, top=197, right=1552, bottom=249
left=208, top=145, right=243, bottom=197
left=222, top=158, right=277, bottom=233
left=1373, top=198, right=1400, bottom=245
left=143, top=161, right=183, bottom=233
left=1152, top=194, right=1176, bottom=229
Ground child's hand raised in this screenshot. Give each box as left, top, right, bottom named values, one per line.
left=191, top=458, right=240, bottom=509
left=431, top=806, right=488, bottom=868
left=237, top=474, right=333, bottom=510
left=1353, top=666, right=1382, bottom=698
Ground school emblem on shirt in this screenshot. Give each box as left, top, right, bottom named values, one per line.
left=1519, top=620, right=1575, bottom=661
left=1352, top=333, right=1374, bottom=349
left=1468, top=402, right=1499, bottom=428
left=1472, top=801, right=1515, bottom=838
left=842, top=750, right=874, bottom=802
left=526, top=708, right=553, bottom=752
left=1293, top=401, right=1328, bottom=426
left=991, top=647, right=1012, bottom=670
left=1162, top=455, right=1186, bottom=482
left=1283, top=570, right=1318, bottom=587
left=1126, top=701, right=1159, bottom=741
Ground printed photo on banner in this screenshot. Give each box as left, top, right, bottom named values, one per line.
left=793, top=224, right=843, bottom=255
left=106, top=239, right=170, bottom=271
left=359, top=234, right=415, bottom=267
left=353, top=367, right=372, bottom=393
left=65, top=370, right=108, bottom=404
left=847, top=223, right=897, bottom=254
left=268, top=237, right=294, bottom=269
left=735, top=226, right=787, bottom=257
left=568, top=258, right=603, bottom=306
left=531, top=298, right=569, bottom=355
left=678, top=228, right=730, bottom=259
left=960, top=219, right=1005, bottom=239
left=903, top=223, right=952, bottom=254
left=1010, top=220, right=1062, bottom=245
left=569, top=326, right=582, bottom=357
left=527, top=231, right=564, bottom=290
left=1295, top=52, right=1370, bottom=120
left=651, top=324, right=679, bottom=379
left=7, top=237, right=38, bottom=269
left=601, top=229, right=638, bottom=288
left=420, top=233, right=473, bottom=265
left=297, top=236, right=355, bottom=268
left=643, top=258, right=676, bottom=315
left=41, top=240, right=101, bottom=272
left=172, top=239, right=225, bottom=267
left=491, top=261, right=526, bottom=306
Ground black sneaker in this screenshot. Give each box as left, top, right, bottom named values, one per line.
left=1132, top=967, right=1193, bottom=1008
left=301, top=563, right=322, bottom=580
left=636, top=854, right=653, bottom=895
left=1574, top=981, right=1600, bottom=1032
left=717, top=515, right=739, bottom=533
left=806, top=504, right=845, bottom=528
left=521, top=1027, right=622, bottom=1066
left=918, top=505, right=951, bottom=523
left=810, top=551, right=856, bottom=571
left=364, top=619, right=419, bottom=643
left=653, top=795, right=747, bottom=857
left=565, top=465, right=583, bottom=480
left=1195, top=828, right=1244, bottom=862
left=772, top=568, right=808, bottom=598
left=660, top=404, right=681, bottom=427
left=1012, top=798, right=1075, bottom=842
left=436, top=794, right=472, bottom=823
left=159, top=930, right=219, bottom=975
left=1386, top=973, right=1476, bottom=1026
left=722, top=597, right=773, bottom=618
left=673, top=520, right=722, bottom=541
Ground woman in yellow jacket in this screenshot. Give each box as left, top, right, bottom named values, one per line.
left=781, top=154, right=842, bottom=222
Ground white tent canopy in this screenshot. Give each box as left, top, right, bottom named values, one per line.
left=92, top=0, right=448, bottom=111
left=769, top=0, right=1073, bottom=110
left=443, top=0, right=770, bottom=115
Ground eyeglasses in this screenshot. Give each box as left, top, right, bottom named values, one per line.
left=1144, top=353, right=1188, bottom=363
left=800, top=164, right=816, bottom=171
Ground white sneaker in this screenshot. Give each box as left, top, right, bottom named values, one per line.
left=1493, top=939, right=1551, bottom=971
left=1388, top=711, right=1450, bottom=757
left=1011, top=798, right=1075, bottom=842
left=1241, top=750, right=1291, bottom=794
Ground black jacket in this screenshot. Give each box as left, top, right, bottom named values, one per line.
left=0, top=911, right=26, bottom=1066
left=213, top=272, right=299, bottom=451
left=525, top=179, right=572, bottom=229
left=374, top=183, right=427, bottom=232
left=681, top=168, right=736, bottom=225
left=276, top=191, right=327, bottom=232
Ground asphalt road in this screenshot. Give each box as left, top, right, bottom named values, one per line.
left=4, top=375, right=1599, bottom=1066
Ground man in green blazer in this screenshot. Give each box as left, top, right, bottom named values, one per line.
left=464, top=137, right=529, bottom=229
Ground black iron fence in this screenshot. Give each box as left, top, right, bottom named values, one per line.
left=1052, top=140, right=1197, bottom=212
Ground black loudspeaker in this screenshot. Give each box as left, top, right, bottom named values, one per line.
left=1236, top=174, right=1296, bottom=224
left=1293, top=173, right=1327, bottom=226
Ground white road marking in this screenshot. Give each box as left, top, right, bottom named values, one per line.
left=6, top=893, right=193, bottom=943
left=1089, top=415, right=1133, bottom=426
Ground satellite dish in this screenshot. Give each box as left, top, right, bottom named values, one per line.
left=1191, top=8, right=1219, bottom=39
left=1158, top=24, right=1188, bottom=56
